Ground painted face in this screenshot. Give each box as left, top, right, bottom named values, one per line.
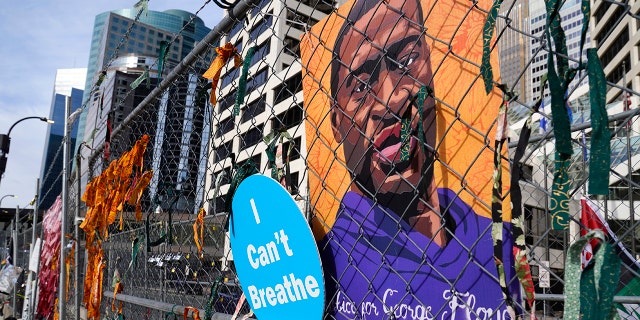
left=332, top=0, right=435, bottom=199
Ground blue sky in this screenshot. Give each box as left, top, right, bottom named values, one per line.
left=0, top=1, right=222, bottom=210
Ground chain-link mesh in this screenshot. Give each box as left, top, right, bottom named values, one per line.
left=9, top=0, right=638, bottom=319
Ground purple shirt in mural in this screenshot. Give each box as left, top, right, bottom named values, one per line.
left=320, top=189, right=521, bottom=319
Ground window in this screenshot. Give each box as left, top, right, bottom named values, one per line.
left=594, top=5, right=624, bottom=46
left=214, top=141, right=233, bottom=162
left=286, top=11, right=319, bottom=32
left=600, top=26, right=629, bottom=67
left=274, top=72, right=302, bottom=104
left=283, top=137, right=302, bottom=162
left=235, top=40, right=243, bottom=54
left=240, top=125, right=264, bottom=150
left=298, top=0, right=335, bottom=14
left=594, top=0, right=611, bottom=24
left=221, top=68, right=240, bottom=89
left=237, top=154, right=262, bottom=172
left=249, top=15, right=273, bottom=41
left=216, top=117, right=234, bottom=138
left=242, top=95, right=266, bottom=123
left=605, top=54, right=631, bottom=85
left=272, top=104, right=303, bottom=130
left=289, top=171, right=299, bottom=194
left=251, top=0, right=271, bottom=16
left=250, top=40, right=270, bottom=68
left=246, top=69, right=268, bottom=92
left=229, top=21, right=243, bottom=40
left=211, top=195, right=227, bottom=214
left=218, top=89, right=237, bottom=112
left=283, top=36, right=300, bottom=56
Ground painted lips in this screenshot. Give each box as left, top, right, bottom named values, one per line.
left=373, top=121, right=417, bottom=164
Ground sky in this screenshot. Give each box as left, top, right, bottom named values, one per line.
left=0, top=1, right=223, bottom=210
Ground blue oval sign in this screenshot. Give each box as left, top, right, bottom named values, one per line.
left=230, top=174, right=325, bottom=319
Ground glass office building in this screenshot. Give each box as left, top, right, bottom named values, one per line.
left=76, top=8, right=210, bottom=146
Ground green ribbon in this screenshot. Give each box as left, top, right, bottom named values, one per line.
left=400, top=117, right=411, bottom=162
left=95, top=71, right=107, bottom=87
left=399, top=86, right=431, bottom=162
left=264, top=129, right=293, bottom=181
left=225, top=159, right=259, bottom=232
left=234, top=46, right=257, bottom=116
left=586, top=51, right=611, bottom=194
left=551, top=153, right=572, bottom=229
left=204, top=276, right=224, bottom=320
left=564, top=230, right=620, bottom=320
left=134, top=0, right=149, bottom=16
left=545, top=0, right=577, bottom=230
left=130, top=67, right=150, bottom=89
left=480, top=0, right=504, bottom=93
left=127, top=236, right=141, bottom=272
left=158, top=41, right=169, bottom=84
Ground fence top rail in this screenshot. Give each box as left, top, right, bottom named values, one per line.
left=104, top=290, right=255, bottom=320
left=535, top=293, right=640, bottom=304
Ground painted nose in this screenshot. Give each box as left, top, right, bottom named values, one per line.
left=375, top=66, right=413, bottom=118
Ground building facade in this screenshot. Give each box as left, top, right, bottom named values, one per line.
left=203, top=0, right=335, bottom=268
left=529, top=0, right=589, bottom=100
left=591, top=0, right=640, bottom=104
left=39, top=68, right=86, bottom=209
left=498, top=0, right=531, bottom=103
left=76, top=9, right=211, bottom=211
left=77, top=8, right=210, bottom=151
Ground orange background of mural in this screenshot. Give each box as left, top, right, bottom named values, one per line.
left=301, top=0, right=511, bottom=239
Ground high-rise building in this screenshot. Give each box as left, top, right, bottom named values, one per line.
left=498, top=0, right=531, bottom=102
left=529, top=0, right=589, bottom=101
left=82, top=55, right=209, bottom=212
left=591, top=0, right=637, bottom=104
left=39, top=68, right=86, bottom=209
left=77, top=8, right=210, bottom=148
left=76, top=9, right=211, bottom=210
left=203, top=0, right=335, bottom=268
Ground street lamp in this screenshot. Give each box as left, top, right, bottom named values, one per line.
left=0, top=194, right=16, bottom=207
left=0, top=116, right=54, bottom=184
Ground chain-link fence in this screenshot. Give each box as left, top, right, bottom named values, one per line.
left=9, top=0, right=640, bottom=318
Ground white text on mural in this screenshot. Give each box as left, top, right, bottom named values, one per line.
left=247, top=229, right=293, bottom=269
left=245, top=228, right=321, bottom=310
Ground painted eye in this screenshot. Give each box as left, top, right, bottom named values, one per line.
left=353, top=78, right=369, bottom=94
left=398, top=52, right=419, bottom=69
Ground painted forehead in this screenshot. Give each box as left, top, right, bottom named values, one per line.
left=337, top=0, right=423, bottom=57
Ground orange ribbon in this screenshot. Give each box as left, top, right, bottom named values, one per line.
left=64, top=238, right=75, bottom=301
left=202, top=43, right=242, bottom=105
left=111, top=281, right=124, bottom=313
left=183, top=306, right=201, bottom=320
left=80, top=134, right=152, bottom=319
left=193, top=208, right=205, bottom=258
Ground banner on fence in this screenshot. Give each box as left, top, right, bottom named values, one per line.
left=301, top=0, right=520, bottom=317
left=230, top=174, right=325, bottom=319
left=580, top=197, right=640, bottom=318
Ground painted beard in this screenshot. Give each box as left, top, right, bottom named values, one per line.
left=352, top=131, right=435, bottom=222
